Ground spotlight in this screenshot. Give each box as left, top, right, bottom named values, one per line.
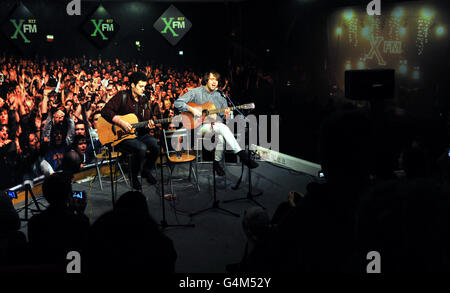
left=399, top=60, right=408, bottom=75
left=135, top=41, right=141, bottom=46
left=436, top=26, right=446, bottom=36
left=421, top=8, right=435, bottom=20
left=46, top=35, right=54, bottom=42
left=178, top=50, right=183, bottom=56
left=343, top=10, right=354, bottom=21
left=345, top=61, right=351, bottom=70
left=357, top=60, right=365, bottom=69
left=412, top=67, right=420, bottom=80
left=392, top=7, right=404, bottom=18
left=362, top=27, right=370, bottom=39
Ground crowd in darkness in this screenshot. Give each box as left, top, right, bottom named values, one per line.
left=0, top=55, right=238, bottom=189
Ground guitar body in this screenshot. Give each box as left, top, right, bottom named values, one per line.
left=97, top=113, right=138, bottom=146
left=180, top=102, right=217, bottom=130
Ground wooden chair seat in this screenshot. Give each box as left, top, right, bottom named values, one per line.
left=168, top=153, right=196, bottom=163
left=95, top=151, right=122, bottom=160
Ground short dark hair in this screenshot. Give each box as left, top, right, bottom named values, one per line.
left=202, top=71, right=220, bottom=85
left=129, top=71, right=147, bottom=87
left=75, top=120, right=85, bottom=127
left=73, top=134, right=87, bottom=146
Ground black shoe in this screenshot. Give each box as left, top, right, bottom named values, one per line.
left=237, top=150, right=259, bottom=169
left=213, top=161, right=225, bottom=176
left=131, top=176, right=142, bottom=190
left=142, top=169, right=157, bottom=185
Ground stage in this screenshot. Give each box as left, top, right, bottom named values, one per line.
left=14, top=160, right=316, bottom=273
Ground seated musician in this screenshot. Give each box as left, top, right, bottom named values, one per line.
left=174, top=70, right=258, bottom=176
left=101, top=72, right=159, bottom=190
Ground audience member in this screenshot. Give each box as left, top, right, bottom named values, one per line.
left=226, top=206, right=272, bottom=273
left=27, top=173, right=89, bottom=271
left=87, top=191, right=177, bottom=272
left=0, top=191, right=31, bottom=270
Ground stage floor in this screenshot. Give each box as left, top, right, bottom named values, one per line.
left=16, top=161, right=315, bottom=273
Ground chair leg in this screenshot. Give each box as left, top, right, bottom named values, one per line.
left=96, top=163, right=104, bottom=190
left=93, top=159, right=104, bottom=190
left=117, top=160, right=129, bottom=187
left=188, top=161, right=192, bottom=181
left=191, top=161, right=200, bottom=192
left=169, top=166, right=175, bottom=196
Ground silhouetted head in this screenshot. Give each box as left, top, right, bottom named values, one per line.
left=42, top=173, right=72, bottom=207
left=116, top=191, right=150, bottom=219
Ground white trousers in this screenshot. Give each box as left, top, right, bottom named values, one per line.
left=199, top=122, right=242, bottom=161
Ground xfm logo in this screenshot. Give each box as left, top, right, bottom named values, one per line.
left=161, top=17, right=186, bottom=37
left=90, top=19, right=114, bottom=40
left=82, top=5, right=118, bottom=49
left=10, top=19, right=37, bottom=43
left=154, top=5, right=192, bottom=46
left=1, top=3, right=38, bottom=50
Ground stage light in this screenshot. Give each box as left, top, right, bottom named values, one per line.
left=343, top=10, right=354, bottom=21
left=336, top=27, right=342, bottom=36
left=135, top=41, right=140, bottom=46
left=362, top=26, right=370, bottom=39
left=399, top=27, right=406, bottom=36
left=399, top=60, right=408, bottom=75
left=421, top=8, right=435, bottom=20
left=46, top=35, right=54, bottom=42
left=399, top=65, right=407, bottom=75
left=357, top=60, right=365, bottom=69
left=179, top=50, right=183, bottom=56
left=392, top=7, right=404, bottom=18
left=345, top=61, right=351, bottom=70
left=412, top=67, right=420, bottom=80
left=436, top=26, right=446, bottom=36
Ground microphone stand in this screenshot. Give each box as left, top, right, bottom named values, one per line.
left=222, top=123, right=264, bottom=209
left=216, top=90, right=264, bottom=209
left=156, top=127, right=195, bottom=229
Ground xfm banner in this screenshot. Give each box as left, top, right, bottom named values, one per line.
left=1, top=3, right=192, bottom=51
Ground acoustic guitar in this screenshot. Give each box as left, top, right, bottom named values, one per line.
left=179, top=102, right=255, bottom=130
left=97, top=113, right=181, bottom=146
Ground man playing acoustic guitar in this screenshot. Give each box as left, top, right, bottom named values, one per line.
left=174, top=71, right=258, bottom=176
left=101, top=71, right=159, bottom=190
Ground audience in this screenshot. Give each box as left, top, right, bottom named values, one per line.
left=87, top=191, right=177, bottom=272
left=0, top=55, right=214, bottom=188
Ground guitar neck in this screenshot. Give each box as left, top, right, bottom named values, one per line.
left=209, top=105, right=246, bottom=115
left=131, top=117, right=172, bottom=129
